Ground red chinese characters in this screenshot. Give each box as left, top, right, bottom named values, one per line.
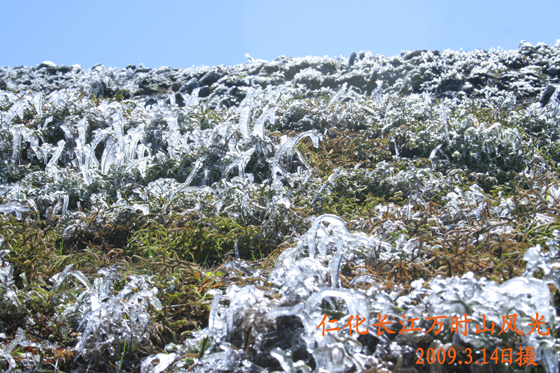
left=317, top=312, right=550, bottom=337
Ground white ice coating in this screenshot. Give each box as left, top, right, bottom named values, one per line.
left=2, top=43, right=560, bottom=372
left=306, top=214, right=349, bottom=259
left=0, top=328, right=25, bottom=372
left=238, top=87, right=259, bottom=137
left=141, top=353, right=177, bottom=373
left=184, top=156, right=207, bottom=186
left=208, top=289, right=223, bottom=334
left=73, top=268, right=162, bottom=357
left=0, top=201, right=31, bottom=220
left=162, top=212, right=560, bottom=372
left=46, top=139, right=66, bottom=174
left=328, top=82, right=348, bottom=107
left=238, top=105, right=251, bottom=138
left=252, top=106, right=275, bottom=139
left=223, top=148, right=255, bottom=180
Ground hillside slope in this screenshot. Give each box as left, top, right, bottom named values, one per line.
left=1, top=41, right=560, bottom=372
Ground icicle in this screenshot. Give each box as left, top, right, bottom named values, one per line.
left=32, top=93, right=43, bottom=117
left=188, top=88, right=200, bottom=106
left=429, top=144, right=442, bottom=159
left=295, top=148, right=312, bottom=171
left=270, top=348, right=297, bottom=373
left=329, top=253, right=343, bottom=289
left=439, top=103, right=450, bottom=140
left=184, top=156, right=207, bottom=186
left=141, top=353, right=177, bottom=373
left=328, top=82, right=347, bottom=107
left=166, top=114, right=179, bottom=132
left=223, top=148, right=255, bottom=180
left=111, top=113, right=125, bottom=154
left=372, top=80, right=383, bottom=101
left=14, top=102, right=25, bottom=122
left=405, top=203, right=412, bottom=220
left=238, top=87, right=259, bottom=137
left=82, top=129, right=111, bottom=183
left=252, top=107, right=275, bottom=139
left=204, top=168, right=210, bottom=185
left=125, top=126, right=145, bottom=162
left=208, top=290, right=222, bottom=333
left=22, top=128, right=40, bottom=162
left=46, top=140, right=65, bottom=174
left=0, top=201, right=31, bottom=220
left=52, top=196, right=63, bottom=217
left=391, top=137, right=400, bottom=158
left=234, top=238, right=240, bottom=260
left=59, top=124, right=74, bottom=142
left=265, top=303, right=304, bottom=321
left=62, top=193, right=69, bottom=216
left=0, top=328, right=25, bottom=371
left=10, top=125, right=22, bottom=169
left=101, top=137, right=117, bottom=174
left=304, top=288, right=369, bottom=322
left=75, top=118, right=90, bottom=181
left=385, top=101, right=393, bottom=116
left=42, top=115, right=53, bottom=130
left=422, top=91, right=432, bottom=106
left=238, top=104, right=251, bottom=138
left=307, top=214, right=349, bottom=259
left=273, top=130, right=322, bottom=171
left=77, top=117, right=87, bottom=148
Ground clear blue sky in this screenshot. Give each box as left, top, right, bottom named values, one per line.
left=2, top=0, right=559, bottom=69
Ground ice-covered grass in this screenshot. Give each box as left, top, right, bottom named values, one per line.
left=1, top=40, right=560, bottom=372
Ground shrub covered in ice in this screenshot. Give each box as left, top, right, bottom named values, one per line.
left=161, top=213, right=560, bottom=372
left=72, top=268, right=163, bottom=370
left=0, top=259, right=163, bottom=371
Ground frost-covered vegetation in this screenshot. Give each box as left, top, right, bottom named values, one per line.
left=1, top=40, right=560, bottom=372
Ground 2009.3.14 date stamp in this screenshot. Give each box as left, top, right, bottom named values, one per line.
left=416, top=346, right=537, bottom=367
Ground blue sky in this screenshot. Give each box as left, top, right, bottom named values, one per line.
left=2, top=0, right=559, bottom=69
